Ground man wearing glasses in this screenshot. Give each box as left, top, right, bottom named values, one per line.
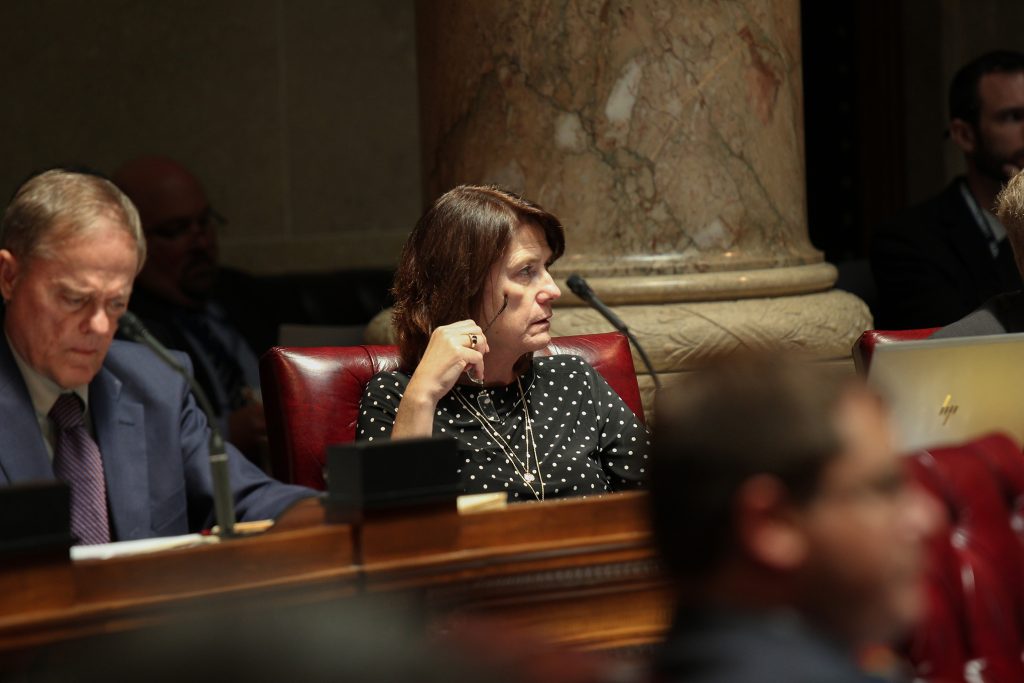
left=113, top=157, right=268, bottom=465
left=650, top=355, right=939, bottom=682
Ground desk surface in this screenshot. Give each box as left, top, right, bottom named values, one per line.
left=0, top=492, right=671, bottom=657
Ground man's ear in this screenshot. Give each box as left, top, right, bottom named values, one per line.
left=734, top=475, right=808, bottom=572
left=949, top=118, right=977, bottom=155
left=0, top=249, right=19, bottom=302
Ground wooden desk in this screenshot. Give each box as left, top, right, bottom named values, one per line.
left=358, top=491, right=672, bottom=651
left=0, top=502, right=356, bottom=655
left=0, top=492, right=672, bottom=659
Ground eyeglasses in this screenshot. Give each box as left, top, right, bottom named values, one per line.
left=813, top=468, right=910, bottom=507
left=146, top=207, right=227, bottom=241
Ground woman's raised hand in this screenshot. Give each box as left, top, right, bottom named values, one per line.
left=405, top=320, right=490, bottom=405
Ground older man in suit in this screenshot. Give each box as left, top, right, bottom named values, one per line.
left=0, top=169, right=314, bottom=544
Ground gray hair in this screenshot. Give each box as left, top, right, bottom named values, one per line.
left=1, top=169, right=146, bottom=272
left=996, top=170, right=1024, bottom=279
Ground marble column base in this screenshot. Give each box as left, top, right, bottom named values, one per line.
left=551, top=262, right=838, bottom=305
left=550, top=288, right=871, bottom=417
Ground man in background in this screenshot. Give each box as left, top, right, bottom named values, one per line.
left=872, top=50, right=1024, bottom=329
left=933, top=167, right=1024, bottom=337
left=650, top=355, right=938, bottom=682
left=0, top=168, right=314, bottom=543
left=113, top=156, right=269, bottom=462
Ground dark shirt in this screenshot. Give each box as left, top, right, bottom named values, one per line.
left=126, top=285, right=259, bottom=415
left=125, top=286, right=261, bottom=445
left=871, top=179, right=1021, bottom=329
left=655, top=606, right=884, bottom=683
left=357, top=355, right=649, bottom=502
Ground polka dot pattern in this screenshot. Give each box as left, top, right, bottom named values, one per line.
left=355, top=356, right=650, bottom=502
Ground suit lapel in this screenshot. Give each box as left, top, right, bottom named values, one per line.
left=938, top=180, right=1021, bottom=290
left=0, top=335, right=54, bottom=483
left=938, top=181, right=997, bottom=287
left=90, top=365, right=149, bottom=540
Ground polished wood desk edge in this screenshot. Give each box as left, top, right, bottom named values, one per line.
left=0, top=513, right=360, bottom=653
left=354, top=491, right=654, bottom=562
left=436, top=578, right=675, bottom=652
left=0, top=571, right=360, bottom=654
left=0, top=492, right=666, bottom=654
left=442, top=490, right=650, bottom=534
left=361, top=533, right=657, bottom=588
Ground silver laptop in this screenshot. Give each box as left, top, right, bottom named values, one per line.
left=867, top=333, right=1024, bottom=452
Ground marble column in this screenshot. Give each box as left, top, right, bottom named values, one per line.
left=406, top=0, right=871, bottom=410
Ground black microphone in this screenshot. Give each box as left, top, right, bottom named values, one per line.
left=118, top=311, right=237, bottom=537
left=566, top=274, right=661, bottom=390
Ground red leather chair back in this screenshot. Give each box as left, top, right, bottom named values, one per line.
left=852, top=328, right=938, bottom=375
left=260, top=332, right=644, bottom=489
left=905, top=433, right=1024, bottom=682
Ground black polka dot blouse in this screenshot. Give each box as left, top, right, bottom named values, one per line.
left=356, top=355, right=649, bottom=502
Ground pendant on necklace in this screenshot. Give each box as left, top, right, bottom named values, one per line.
left=477, top=391, right=500, bottom=423
left=524, top=473, right=535, bottom=482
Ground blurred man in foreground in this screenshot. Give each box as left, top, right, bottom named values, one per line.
left=650, top=355, right=939, bottom=682
left=0, top=169, right=313, bottom=544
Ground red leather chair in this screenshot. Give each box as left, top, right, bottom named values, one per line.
left=905, top=433, right=1024, bottom=682
left=852, top=328, right=939, bottom=374
left=260, top=332, right=644, bottom=489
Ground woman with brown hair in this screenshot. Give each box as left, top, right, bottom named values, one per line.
left=357, top=185, right=648, bottom=502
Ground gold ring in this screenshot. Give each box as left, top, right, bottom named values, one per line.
left=469, top=334, right=478, bottom=349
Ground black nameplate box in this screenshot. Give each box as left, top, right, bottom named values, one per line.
left=325, top=436, right=460, bottom=520
left=0, top=480, right=74, bottom=558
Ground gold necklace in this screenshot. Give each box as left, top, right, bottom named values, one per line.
left=452, top=378, right=544, bottom=500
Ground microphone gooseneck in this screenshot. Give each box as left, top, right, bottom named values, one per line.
left=482, top=294, right=509, bottom=333
left=119, top=311, right=237, bottom=537
left=566, top=274, right=661, bottom=390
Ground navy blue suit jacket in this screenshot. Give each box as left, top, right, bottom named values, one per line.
left=0, top=336, right=316, bottom=541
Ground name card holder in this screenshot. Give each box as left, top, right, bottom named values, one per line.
left=325, top=436, right=461, bottom=522
left=0, top=480, right=74, bottom=560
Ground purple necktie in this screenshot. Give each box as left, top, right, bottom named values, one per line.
left=49, top=393, right=111, bottom=545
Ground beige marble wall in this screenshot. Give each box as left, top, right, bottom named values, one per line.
left=0, top=0, right=421, bottom=273
left=418, top=0, right=816, bottom=278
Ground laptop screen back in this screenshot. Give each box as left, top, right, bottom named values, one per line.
left=867, top=333, right=1024, bottom=452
